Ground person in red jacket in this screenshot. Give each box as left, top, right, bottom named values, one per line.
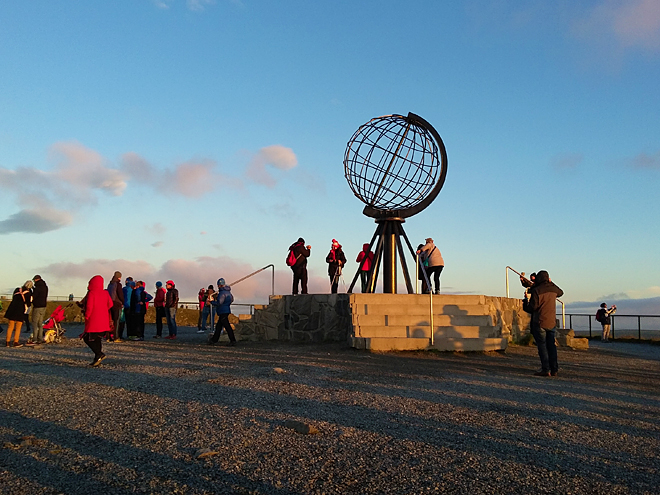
left=153, top=281, right=167, bottom=338
left=356, top=243, right=374, bottom=293
left=82, top=275, right=114, bottom=366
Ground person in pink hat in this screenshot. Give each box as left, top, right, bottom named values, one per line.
left=326, top=239, right=347, bottom=294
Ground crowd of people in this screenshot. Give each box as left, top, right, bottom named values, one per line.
left=287, top=236, right=445, bottom=295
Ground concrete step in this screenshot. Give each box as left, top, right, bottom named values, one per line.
left=352, top=314, right=494, bottom=327
left=352, top=303, right=490, bottom=316
left=354, top=325, right=498, bottom=339
left=253, top=304, right=268, bottom=310
left=350, top=294, right=485, bottom=305
left=237, top=314, right=252, bottom=321
left=431, top=337, right=508, bottom=352
left=350, top=336, right=508, bottom=352
left=350, top=336, right=429, bottom=351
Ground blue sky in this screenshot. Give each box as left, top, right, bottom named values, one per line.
left=1, top=0, right=659, bottom=313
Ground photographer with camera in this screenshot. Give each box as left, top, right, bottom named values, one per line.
left=596, top=303, right=617, bottom=342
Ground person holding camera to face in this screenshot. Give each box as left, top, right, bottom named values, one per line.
left=596, top=303, right=617, bottom=342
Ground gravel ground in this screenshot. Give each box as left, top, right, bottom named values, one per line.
left=1, top=324, right=659, bottom=494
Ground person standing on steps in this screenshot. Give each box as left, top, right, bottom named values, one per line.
left=288, top=237, right=311, bottom=295
left=326, top=239, right=346, bottom=294
left=356, top=243, right=374, bottom=293
left=419, top=239, right=444, bottom=294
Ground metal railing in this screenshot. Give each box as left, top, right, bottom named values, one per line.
left=229, top=264, right=275, bottom=296
left=506, top=266, right=565, bottom=328
left=559, top=313, right=660, bottom=340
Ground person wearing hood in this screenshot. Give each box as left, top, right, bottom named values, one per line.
left=81, top=275, right=114, bottom=366
left=164, top=280, right=179, bottom=339
left=31, top=275, right=48, bottom=344
left=326, top=239, right=347, bottom=294
left=209, top=278, right=236, bottom=346
left=419, top=238, right=444, bottom=294
left=107, top=271, right=124, bottom=341
left=523, top=270, right=564, bottom=377
left=356, top=243, right=375, bottom=293
left=289, top=237, right=311, bottom=295
left=153, top=281, right=167, bottom=338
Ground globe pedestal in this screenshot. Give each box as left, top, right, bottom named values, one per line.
left=348, top=217, right=418, bottom=294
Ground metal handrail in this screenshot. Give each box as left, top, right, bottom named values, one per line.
left=229, top=264, right=275, bottom=296
left=557, top=313, right=660, bottom=340
left=416, top=254, right=434, bottom=346
left=506, top=265, right=565, bottom=328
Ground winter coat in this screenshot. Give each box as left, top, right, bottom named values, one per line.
left=122, top=282, right=135, bottom=310
left=107, top=277, right=124, bottom=305
left=154, top=287, right=166, bottom=308
left=524, top=271, right=563, bottom=330
left=131, top=287, right=153, bottom=315
left=289, top=241, right=310, bottom=268
left=420, top=241, right=444, bottom=267
left=326, top=245, right=347, bottom=277
left=165, top=286, right=179, bottom=308
left=32, top=279, right=48, bottom=308
left=356, top=244, right=374, bottom=272
left=212, top=285, right=233, bottom=314
left=83, top=275, right=113, bottom=334
left=23, top=289, right=33, bottom=312
left=4, top=289, right=27, bottom=322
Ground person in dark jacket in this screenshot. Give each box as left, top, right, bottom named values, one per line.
left=597, top=303, right=617, bottom=342
left=200, top=285, right=216, bottom=333
left=289, top=238, right=311, bottom=295
left=524, top=270, right=563, bottom=377
left=123, top=280, right=137, bottom=339
left=130, top=281, right=152, bottom=341
left=107, top=271, right=124, bottom=341
left=153, top=281, right=167, bottom=338
left=31, top=275, right=48, bottom=344
left=326, top=239, right=346, bottom=294
left=164, top=280, right=179, bottom=339
left=22, top=280, right=33, bottom=335
left=5, top=284, right=30, bottom=347
left=117, top=277, right=133, bottom=340
left=356, top=243, right=374, bottom=293
left=209, top=278, right=236, bottom=346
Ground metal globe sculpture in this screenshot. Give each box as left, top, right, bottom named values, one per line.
left=344, top=113, right=447, bottom=219
left=343, top=113, right=448, bottom=293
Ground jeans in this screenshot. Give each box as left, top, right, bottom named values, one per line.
left=531, top=326, right=558, bottom=373
left=360, top=271, right=369, bottom=293
left=155, top=306, right=166, bottom=336
left=426, top=265, right=444, bottom=293
left=166, top=307, right=177, bottom=336
left=31, top=307, right=47, bottom=343
left=200, top=304, right=215, bottom=331
left=292, top=266, right=308, bottom=294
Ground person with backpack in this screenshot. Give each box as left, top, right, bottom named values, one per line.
left=200, top=284, right=216, bottom=333
left=596, top=303, right=617, bottom=342
left=123, top=280, right=137, bottom=340
left=287, top=237, right=311, bottom=295
left=326, top=239, right=347, bottom=294
left=131, top=281, right=152, bottom=341
left=356, top=243, right=374, bottom=293
left=209, top=278, right=236, bottom=346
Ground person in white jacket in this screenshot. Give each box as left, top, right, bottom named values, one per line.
left=420, top=238, right=445, bottom=294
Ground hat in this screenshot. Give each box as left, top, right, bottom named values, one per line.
left=297, top=237, right=305, bottom=244
left=32, top=274, right=41, bottom=281
left=166, top=280, right=174, bottom=286
left=332, top=238, right=339, bottom=245
left=425, top=238, right=433, bottom=243
left=156, top=281, right=162, bottom=288
left=600, top=303, right=607, bottom=308
left=217, top=278, right=225, bottom=287
left=208, top=285, right=214, bottom=289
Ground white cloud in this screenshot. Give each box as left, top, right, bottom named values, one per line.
left=245, top=145, right=298, bottom=188
left=187, top=0, right=215, bottom=12
left=0, top=208, right=73, bottom=234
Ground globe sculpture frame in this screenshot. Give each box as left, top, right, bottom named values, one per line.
left=344, top=112, right=448, bottom=293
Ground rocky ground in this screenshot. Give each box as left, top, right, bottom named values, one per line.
left=1, top=324, right=659, bottom=494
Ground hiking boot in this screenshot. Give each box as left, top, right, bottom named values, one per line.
left=13, top=342, right=24, bottom=348
left=91, top=353, right=106, bottom=367
left=551, top=371, right=558, bottom=377
left=113, top=338, right=123, bottom=343
left=534, top=370, right=550, bottom=377
left=197, top=329, right=205, bottom=334
left=153, top=335, right=161, bottom=339
left=227, top=341, right=237, bottom=347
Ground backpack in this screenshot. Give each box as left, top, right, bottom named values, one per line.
left=286, top=249, right=299, bottom=267
left=595, top=309, right=605, bottom=323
